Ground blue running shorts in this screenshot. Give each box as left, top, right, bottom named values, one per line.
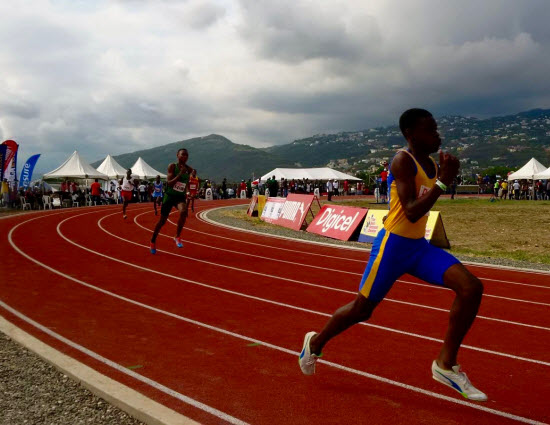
left=359, top=228, right=460, bottom=302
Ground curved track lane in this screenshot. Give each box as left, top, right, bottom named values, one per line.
left=1, top=202, right=549, bottom=425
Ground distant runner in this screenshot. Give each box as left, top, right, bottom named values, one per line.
left=119, top=169, right=137, bottom=219
left=150, top=148, right=194, bottom=254
left=299, top=108, right=487, bottom=402
left=187, top=169, right=199, bottom=213
left=152, top=175, right=164, bottom=216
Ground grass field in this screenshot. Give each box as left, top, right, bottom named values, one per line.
left=339, top=198, right=550, bottom=265
left=230, top=197, right=550, bottom=267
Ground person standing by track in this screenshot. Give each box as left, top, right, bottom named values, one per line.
left=120, top=169, right=137, bottom=219
left=299, top=108, right=487, bottom=402
left=152, top=175, right=164, bottom=216
left=187, top=169, right=199, bottom=213
left=149, top=148, right=194, bottom=254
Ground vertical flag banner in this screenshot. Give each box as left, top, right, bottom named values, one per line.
left=1, top=140, right=19, bottom=186
left=0, top=145, right=6, bottom=181
left=19, top=154, right=41, bottom=188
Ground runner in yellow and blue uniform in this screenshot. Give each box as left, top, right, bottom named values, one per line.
left=150, top=148, right=194, bottom=254
left=299, top=108, right=487, bottom=401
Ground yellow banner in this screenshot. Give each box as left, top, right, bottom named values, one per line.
left=424, top=211, right=450, bottom=248
left=358, top=209, right=450, bottom=248
left=257, top=195, right=266, bottom=217
left=357, top=209, right=387, bottom=242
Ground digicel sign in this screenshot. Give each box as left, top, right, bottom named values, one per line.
left=307, top=205, right=368, bottom=240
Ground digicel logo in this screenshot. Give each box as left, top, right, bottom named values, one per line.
left=316, top=207, right=360, bottom=233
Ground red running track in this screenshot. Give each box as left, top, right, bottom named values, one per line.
left=1, top=201, right=549, bottom=425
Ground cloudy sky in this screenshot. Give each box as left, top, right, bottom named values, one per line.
left=1, top=0, right=549, bottom=175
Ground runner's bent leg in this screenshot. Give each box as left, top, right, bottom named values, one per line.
left=151, top=215, right=168, bottom=243
left=437, top=263, right=483, bottom=369
left=176, top=202, right=188, bottom=238
left=309, top=294, right=378, bottom=355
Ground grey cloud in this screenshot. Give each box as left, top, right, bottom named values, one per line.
left=184, top=2, right=226, bottom=29
left=237, top=0, right=381, bottom=63
left=0, top=100, right=40, bottom=119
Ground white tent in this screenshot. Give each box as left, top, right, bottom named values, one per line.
left=43, top=151, right=108, bottom=180
left=261, top=167, right=361, bottom=182
left=130, top=157, right=167, bottom=179
left=507, top=158, right=547, bottom=181
left=96, top=154, right=127, bottom=179
left=534, top=166, right=550, bottom=180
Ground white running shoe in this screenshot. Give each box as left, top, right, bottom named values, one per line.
left=432, top=360, right=487, bottom=401
left=299, top=331, right=320, bottom=375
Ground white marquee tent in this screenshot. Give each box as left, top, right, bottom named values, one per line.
left=507, top=158, right=547, bottom=181
left=96, top=154, right=127, bottom=179
left=534, top=166, right=550, bottom=180
left=43, top=151, right=108, bottom=180
left=260, top=167, right=361, bottom=182
left=130, top=157, right=167, bottom=179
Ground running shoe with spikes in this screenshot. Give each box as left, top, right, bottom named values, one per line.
left=175, top=237, right=184, bottom=248
left=431, top=360, right=487, bottom=401
left=150, top=242, right=156, bottom=255
left=299, top=331, right=321, bottom=375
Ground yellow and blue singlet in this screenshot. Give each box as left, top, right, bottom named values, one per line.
left=359, top=150, right=459, bottom=302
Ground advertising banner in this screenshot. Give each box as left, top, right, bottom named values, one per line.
left=19, top=154, right=41, bottom=188
left=269, top=193, right=315, bottom=231
left=424, top=211, right=450, bottom=248
left=306, top=205, right=367, bottom=240
left=0, top=145, right=6, bottom=181
left=357, top=210, right=450, bottom=248
left=260, top=197, right=285, bottom=223
left=257, top=195, right=266, bottom=216
left=357, top=209, right=388, bottom=243
left=247, top=195, right=258, bottom=216
left=1, top=140, right=18, bottom=175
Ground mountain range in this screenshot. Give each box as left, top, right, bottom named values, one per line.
left=92, top=108, right=550, bottom=182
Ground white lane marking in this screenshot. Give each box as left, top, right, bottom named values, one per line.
left=140, top=209, right=550, bottom=308
left=126, top=211, right=550, bottom=332
left=194, top=208, right=550, bottom=290
left=0, top=302, right=247, bottom=425
left=199, top=205, right=550, bottom=278
left=3, top=227, right=547, bottom=425
left=395, top=280, right=550, bottom=307
left=5, top=217, right=249, bottom=425
left=54, top=209, right=550, bottom=367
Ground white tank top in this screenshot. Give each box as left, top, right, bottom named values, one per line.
left=121, top=177, right=134, bottom=191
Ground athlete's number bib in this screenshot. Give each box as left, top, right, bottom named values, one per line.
left=173, top=181, right=187, bottom=192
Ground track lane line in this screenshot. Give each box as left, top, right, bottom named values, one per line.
left=49, top=209, right=549, bottom=367
left=121, top=210, right=550, bottom=332
left=4, top=216, right=547, bottom=425
left=136, top=208, right=550, bottom=307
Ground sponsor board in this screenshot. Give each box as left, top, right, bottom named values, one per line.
left=357, top=209, right=388, bottom=243
left=260, top=194, right=316, bottom=230
left=306, top=205, right=367, bottom=240
left=260, top=197, right=285, bottom=223
left=358, top=210, right=450, bottom=248
left=257, top=195, right=266, bottom=216
left=424, top=211, right=450, bottom=248
left=269, top=194, right=315, bottom=231
left=247, top=195, right=258, bottom=216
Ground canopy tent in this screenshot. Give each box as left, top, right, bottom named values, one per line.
left=260, top=167, right=361, bottom=182
left=129, top=157, right=167, bottom=179
left=507, top=158, right=547, bottom=181
left=43, top=151, right=108, bottom=180
left=534, top=166, right=550, bottom=180
left=96, top=154, right=127, bottom=179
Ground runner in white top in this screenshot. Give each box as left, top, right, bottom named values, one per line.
left=119, top=169, right=137, bottom=219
